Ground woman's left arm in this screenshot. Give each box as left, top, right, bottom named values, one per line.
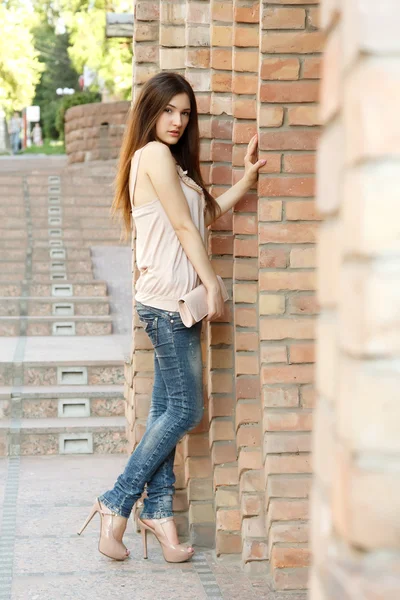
left=205, top=134, right=266, bottom=227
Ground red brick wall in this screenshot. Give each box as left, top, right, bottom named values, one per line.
left=311, top=1, right=400, bottom=598
left=127, top=0, right=321, bottom=590
left=65, top=101, right=130, bottom=164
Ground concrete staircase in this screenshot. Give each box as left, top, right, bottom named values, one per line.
left=0, top=157, right=131, bottom=456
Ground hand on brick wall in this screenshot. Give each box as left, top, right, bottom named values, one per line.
left=243, top=134, right=266, bottom=187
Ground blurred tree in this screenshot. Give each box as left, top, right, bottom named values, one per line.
left=0, top=4, right=44, bottom=116
left=61, top=0, right=132, bottom=101
left=32, top=23, right=80, bottom=137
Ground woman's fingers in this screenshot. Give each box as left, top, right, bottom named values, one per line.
left=246, top=135, right=259, bottom=163
left=249, top=135, right=258, bottom=152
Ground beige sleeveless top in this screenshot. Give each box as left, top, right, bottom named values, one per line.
left=129, top=145, right=206, bottom=312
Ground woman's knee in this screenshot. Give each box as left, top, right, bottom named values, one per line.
left=186, top=404, right=204, bottom=430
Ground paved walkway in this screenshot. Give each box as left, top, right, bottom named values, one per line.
left=0, top=156, right=307, bottom=599
left=0, top=455, right=306, bottom=600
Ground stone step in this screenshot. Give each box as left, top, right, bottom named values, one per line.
left=27, top=218, right=114, bottom=228
left=0, top=260, right=93, bottom=273
left=0, top=272, right=96, bottom=283
left=0, top=281, right=108, bottom=297
left=0, top=335, right=127, bottom=386
left=31, top=248, right=91, bottom=260
left=31, top=260, right=93, bottom=273
left=0, top=207, right=25, bottom=217
left=29, top=229, right=121, bottom=240
left=0, top=177, right=24, bottom=185
left=0, top=316, right=113, bottom=336
left=0, top=239, right=125, bottom=249
left=0, top=191, right=23, bottom=198
left=30, top=182, right=113, bottom=189
left=30, top=207, right=112, bottom=218
left=0, top=230, right=27, bottom=239
left=0, top=297, right=110, bottom=317
left=21, top=196, right=114, bottom=207
left=0, top=249, right=28, bottom=260
left=0, top=416, right=127, bottom=456
left=0, top=384, right=125, bottom=418
left=0, top=361, right=124, bottom=387
left=30, top=272, right=95, bottom=283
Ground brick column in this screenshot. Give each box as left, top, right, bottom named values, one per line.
left=231, top=0, right=265, bottom=573
left=126, top=0, right=161, bottom=456
left=258, top=0, right=322, bottom=590
left=183, top=0, right=215, bottom=547
left=133, top=0, right=160, bottom=96
left=160, top=0, right=186, bottom=74
left=208, top=0, right=239, bottom=556
left=312, top=1, right=400, bottom=598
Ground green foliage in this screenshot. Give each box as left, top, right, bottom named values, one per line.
left=22, top=139, right=65, bottom=155
left=42, top=99, right=62, bottom=140
left=55, top=91, right=101, bottom=139
left=32, top=23, right=81, bottom=140
left=61, top=0, right=132, bottom=100
left=0, top=5, right=45, bottom=116
left=33, top=24, right=80, bottom=108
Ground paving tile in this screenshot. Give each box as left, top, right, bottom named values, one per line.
left=0, top=157, right=308, bottom=600
left=0, top=455, right=309, bottom=600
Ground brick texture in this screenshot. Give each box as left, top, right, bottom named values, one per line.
left=258, top=0, right=319, bottom=588
left=127, top=0, right=323, bottom=589
left=311, top=0, right=400, bottom=599
left=65, top=102, right=130, bottom=164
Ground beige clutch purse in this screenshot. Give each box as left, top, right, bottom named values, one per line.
left=178, top=276, right=229, bottom=327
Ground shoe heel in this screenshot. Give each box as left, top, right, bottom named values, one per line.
left=141, top=527, right=148, bottom=559
left=77, top=504, right=98, bottom=536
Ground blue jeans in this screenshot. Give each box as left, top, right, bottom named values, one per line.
left=10, top=132, right=20, bottom=154
left=99, top=302, right=204, bottom=519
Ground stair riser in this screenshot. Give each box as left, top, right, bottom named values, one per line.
left=27, top=185, right=110, bottom=196
left=0, top=365, right=124, bottom=386
left=0, top=322, right=112, bottom=336
left=0, top=231, right=27, bottom=239
left=30, top=273, right=94, bottom=283
left=0, top=273, right=95, bottom=284
left=0, top=300, right=110, bottom=317
left=1, top=430, right=127, bottom=456
left=0, top=192, right=23, bottom=198
left=28, top=218, right=113, bottom=228
left=32, top=261, right=93, bottom=273
left=29, top=301, right=110, bottom=317
left=0, top=208, right=25, bottom=218
left=0, top=397, right=124, bottom=419
left=0, top=240, right=119, bottom=249
left=30, top=208, right=111, bottom=218
left=0, top=283, right=107, bottom=297
left=25, top=176, right=63, bottom=185
left=40, top=397, right=125, bottom=418
left=22, top=197, right=114, bottom=207
left=32, top=249, right=91, bottom=260
left=0, top=250, right=27, bottom=260
left=29, top=230, right=120, bottom=241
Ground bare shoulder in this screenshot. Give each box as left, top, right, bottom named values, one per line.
left=142, top=141, right=173, bottom=167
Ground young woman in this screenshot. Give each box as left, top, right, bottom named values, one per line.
left=78, top=72, right=265, bottom=563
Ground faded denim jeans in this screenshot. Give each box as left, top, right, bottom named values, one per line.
left=99, top=301, right=204, bottom=519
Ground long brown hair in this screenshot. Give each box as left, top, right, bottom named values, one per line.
left=111, top=71, right=220, bottom=237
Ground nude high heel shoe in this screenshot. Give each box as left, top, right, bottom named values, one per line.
left=78, top=498, right=129, bottom=561
left=137, top=516, right=194, bottom=563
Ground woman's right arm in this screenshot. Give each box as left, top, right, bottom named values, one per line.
left=142, top=141, right=224, bottom=320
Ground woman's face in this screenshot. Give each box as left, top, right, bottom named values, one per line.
left=155, top=93, right=191, bottom=146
